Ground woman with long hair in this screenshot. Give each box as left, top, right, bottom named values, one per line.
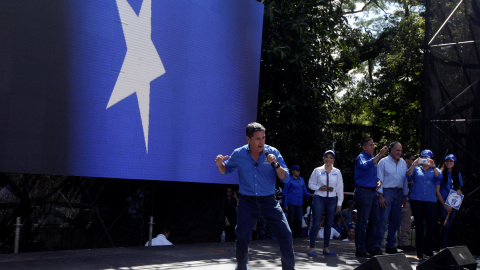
left=436, top=154, right=463, bottom=249
left=406, top=149, right=442, bottom=260
left=308, top=150, right=344, bottom=257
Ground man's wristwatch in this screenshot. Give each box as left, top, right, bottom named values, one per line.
left=275, top=162, right=281, bottom=169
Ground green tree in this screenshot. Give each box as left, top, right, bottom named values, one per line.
left=333, top=4, right=425, bottom=185
left=256, top=0, right=425, bottom=188
left=258, top=0, right=348, bottom=174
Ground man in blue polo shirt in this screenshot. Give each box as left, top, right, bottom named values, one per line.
left=215, top=122, right=294, bottom=270
left=354, top=137, right=388, bottom=257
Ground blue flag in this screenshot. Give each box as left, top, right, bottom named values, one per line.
left=0, top=0, right=264, bottom=184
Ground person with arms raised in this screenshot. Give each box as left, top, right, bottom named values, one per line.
left=215, top=122, right=294, bottom=270
left=354, top=137, right=388, bottom=257
left=407, top=149, right=441, bottom=259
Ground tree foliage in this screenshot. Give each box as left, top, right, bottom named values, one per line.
left=257, top=0, right=425, bottom=187
left=258, top=0, right=348, bottom=174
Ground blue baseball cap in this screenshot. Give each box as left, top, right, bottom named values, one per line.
left=324, top=150, right=335, bottom=157
left=445, top=154, right=457, bottom=162
left=420, top=149, right=433, bottom=158
left=291, top=164, right=301, bottom=170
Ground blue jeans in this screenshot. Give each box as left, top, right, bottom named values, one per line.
left=309, top=195, right=337, bottom=249
left=287, top=203, right=303, bottom=237
left=378, top=188, right=403, bottom=248
left=437, top=201, right=456, bottom=249
left=236, top=195, right=295, bottom=270
left=354, top=187, right=380, bottom=252
left=410, top=200, right=436, bottom=257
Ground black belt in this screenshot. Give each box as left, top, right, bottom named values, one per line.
left=239, top=193, right=274, bottom=199
left=356, top=186, right=377, bottom=191
left=384, top=187, right=403, bottom=190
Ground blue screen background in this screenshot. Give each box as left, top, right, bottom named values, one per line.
left=0, top=0, right=264, bottom=184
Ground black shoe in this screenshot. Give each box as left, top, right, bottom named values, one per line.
left=386, top=247, right=399, bottom=254
left=355, top=251, right=369, bottom=257
left=398, top=245, right=415, bottom=251
left=367, top=248, right=383, bottom=256
left=424, top=252, right=434, bottom=258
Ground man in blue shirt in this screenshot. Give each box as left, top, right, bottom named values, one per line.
left=377, top=141, right=408, bottom=254
left=354, top=137, right=388, bottom=257
left=283, top=164, right=312, bottom=237
left=215, top=122, right=294, bottom=270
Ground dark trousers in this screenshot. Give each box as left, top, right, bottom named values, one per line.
left=287, top=203, right=303, bottom=237
left=309, top=195, right=337, bottom=249
left=236, top=195, right=295, bottom=270
left=354, top=187, right=380, bottom=252
left=410, top=199, right=436, bottom=257
left=437, top=201, right=457, bottom=249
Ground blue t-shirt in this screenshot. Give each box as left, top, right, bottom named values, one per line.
left=407, top=166, right=442, bottom=202
left=224, top=144, right=289, bottom=196
left=437, top=170, right=463, bottom=200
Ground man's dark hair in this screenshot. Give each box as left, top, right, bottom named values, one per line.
left=361, top=137, right=373, bottom=147
left=246, top=122, right=266, bottom=138
left=403, top=153, right=414, bottom=160
left=160, top=226, right=171, bottom=235
left=389, top=141, right=400, bottom=151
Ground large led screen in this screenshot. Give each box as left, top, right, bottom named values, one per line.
left=0, top=0, right=264, bottom=184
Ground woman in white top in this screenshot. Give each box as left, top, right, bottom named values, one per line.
left=308, top=150, right=344, bottom=257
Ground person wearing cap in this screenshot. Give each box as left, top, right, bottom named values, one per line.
left=283, top=164, right=312, bottom=238
left=436, top=154, right=463, bottom=249
left=407, top=149, right=442, bottom=259
left=308, top=150, right=344, bottom=257
left=376, top=141, right=409, bottom=254
left=214, top=122, right=294, bottom=270
left=354, top=137, right=388, bottom=257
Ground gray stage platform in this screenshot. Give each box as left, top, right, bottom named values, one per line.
left=0, top=237, right=478, bottom=269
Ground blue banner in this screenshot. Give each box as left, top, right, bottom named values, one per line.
left=0, top=0, right=264, bottom=184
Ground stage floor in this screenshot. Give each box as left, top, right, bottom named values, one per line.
left=0, top=237, right=478, bottom=269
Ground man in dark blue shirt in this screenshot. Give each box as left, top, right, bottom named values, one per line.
left=215, top=122, right=294, bottom=270
left=283, top=164, right=312, bottom=237
left=354, top=137, right=388, bottom=257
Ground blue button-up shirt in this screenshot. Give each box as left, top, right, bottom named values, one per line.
left=437, top=170, right=464, bottom=200
left=224, top=144, right=289, bottom=196
left=377, top=155, right=408, bottom=195
left=407, top=166, right=442, bottom=202
left=354, top=151, right=378, bottom=187
left=283, top=176, right=311, bottom=207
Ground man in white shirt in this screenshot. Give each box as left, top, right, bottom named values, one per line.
left=377, top=142, right=408, bottom=254
left=146, top=227, right=173, bottom=246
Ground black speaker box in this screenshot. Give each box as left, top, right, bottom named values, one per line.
left=355, top=253, right=413, bottom=270
left=417, top=246, right=477, bottom=270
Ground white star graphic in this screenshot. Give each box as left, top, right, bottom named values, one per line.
left=107, top=0, right=165, bottom=153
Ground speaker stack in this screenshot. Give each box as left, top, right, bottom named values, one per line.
left=417, top=246, right=477, bottom=270
left=355, top=253, right=413, bottom=270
